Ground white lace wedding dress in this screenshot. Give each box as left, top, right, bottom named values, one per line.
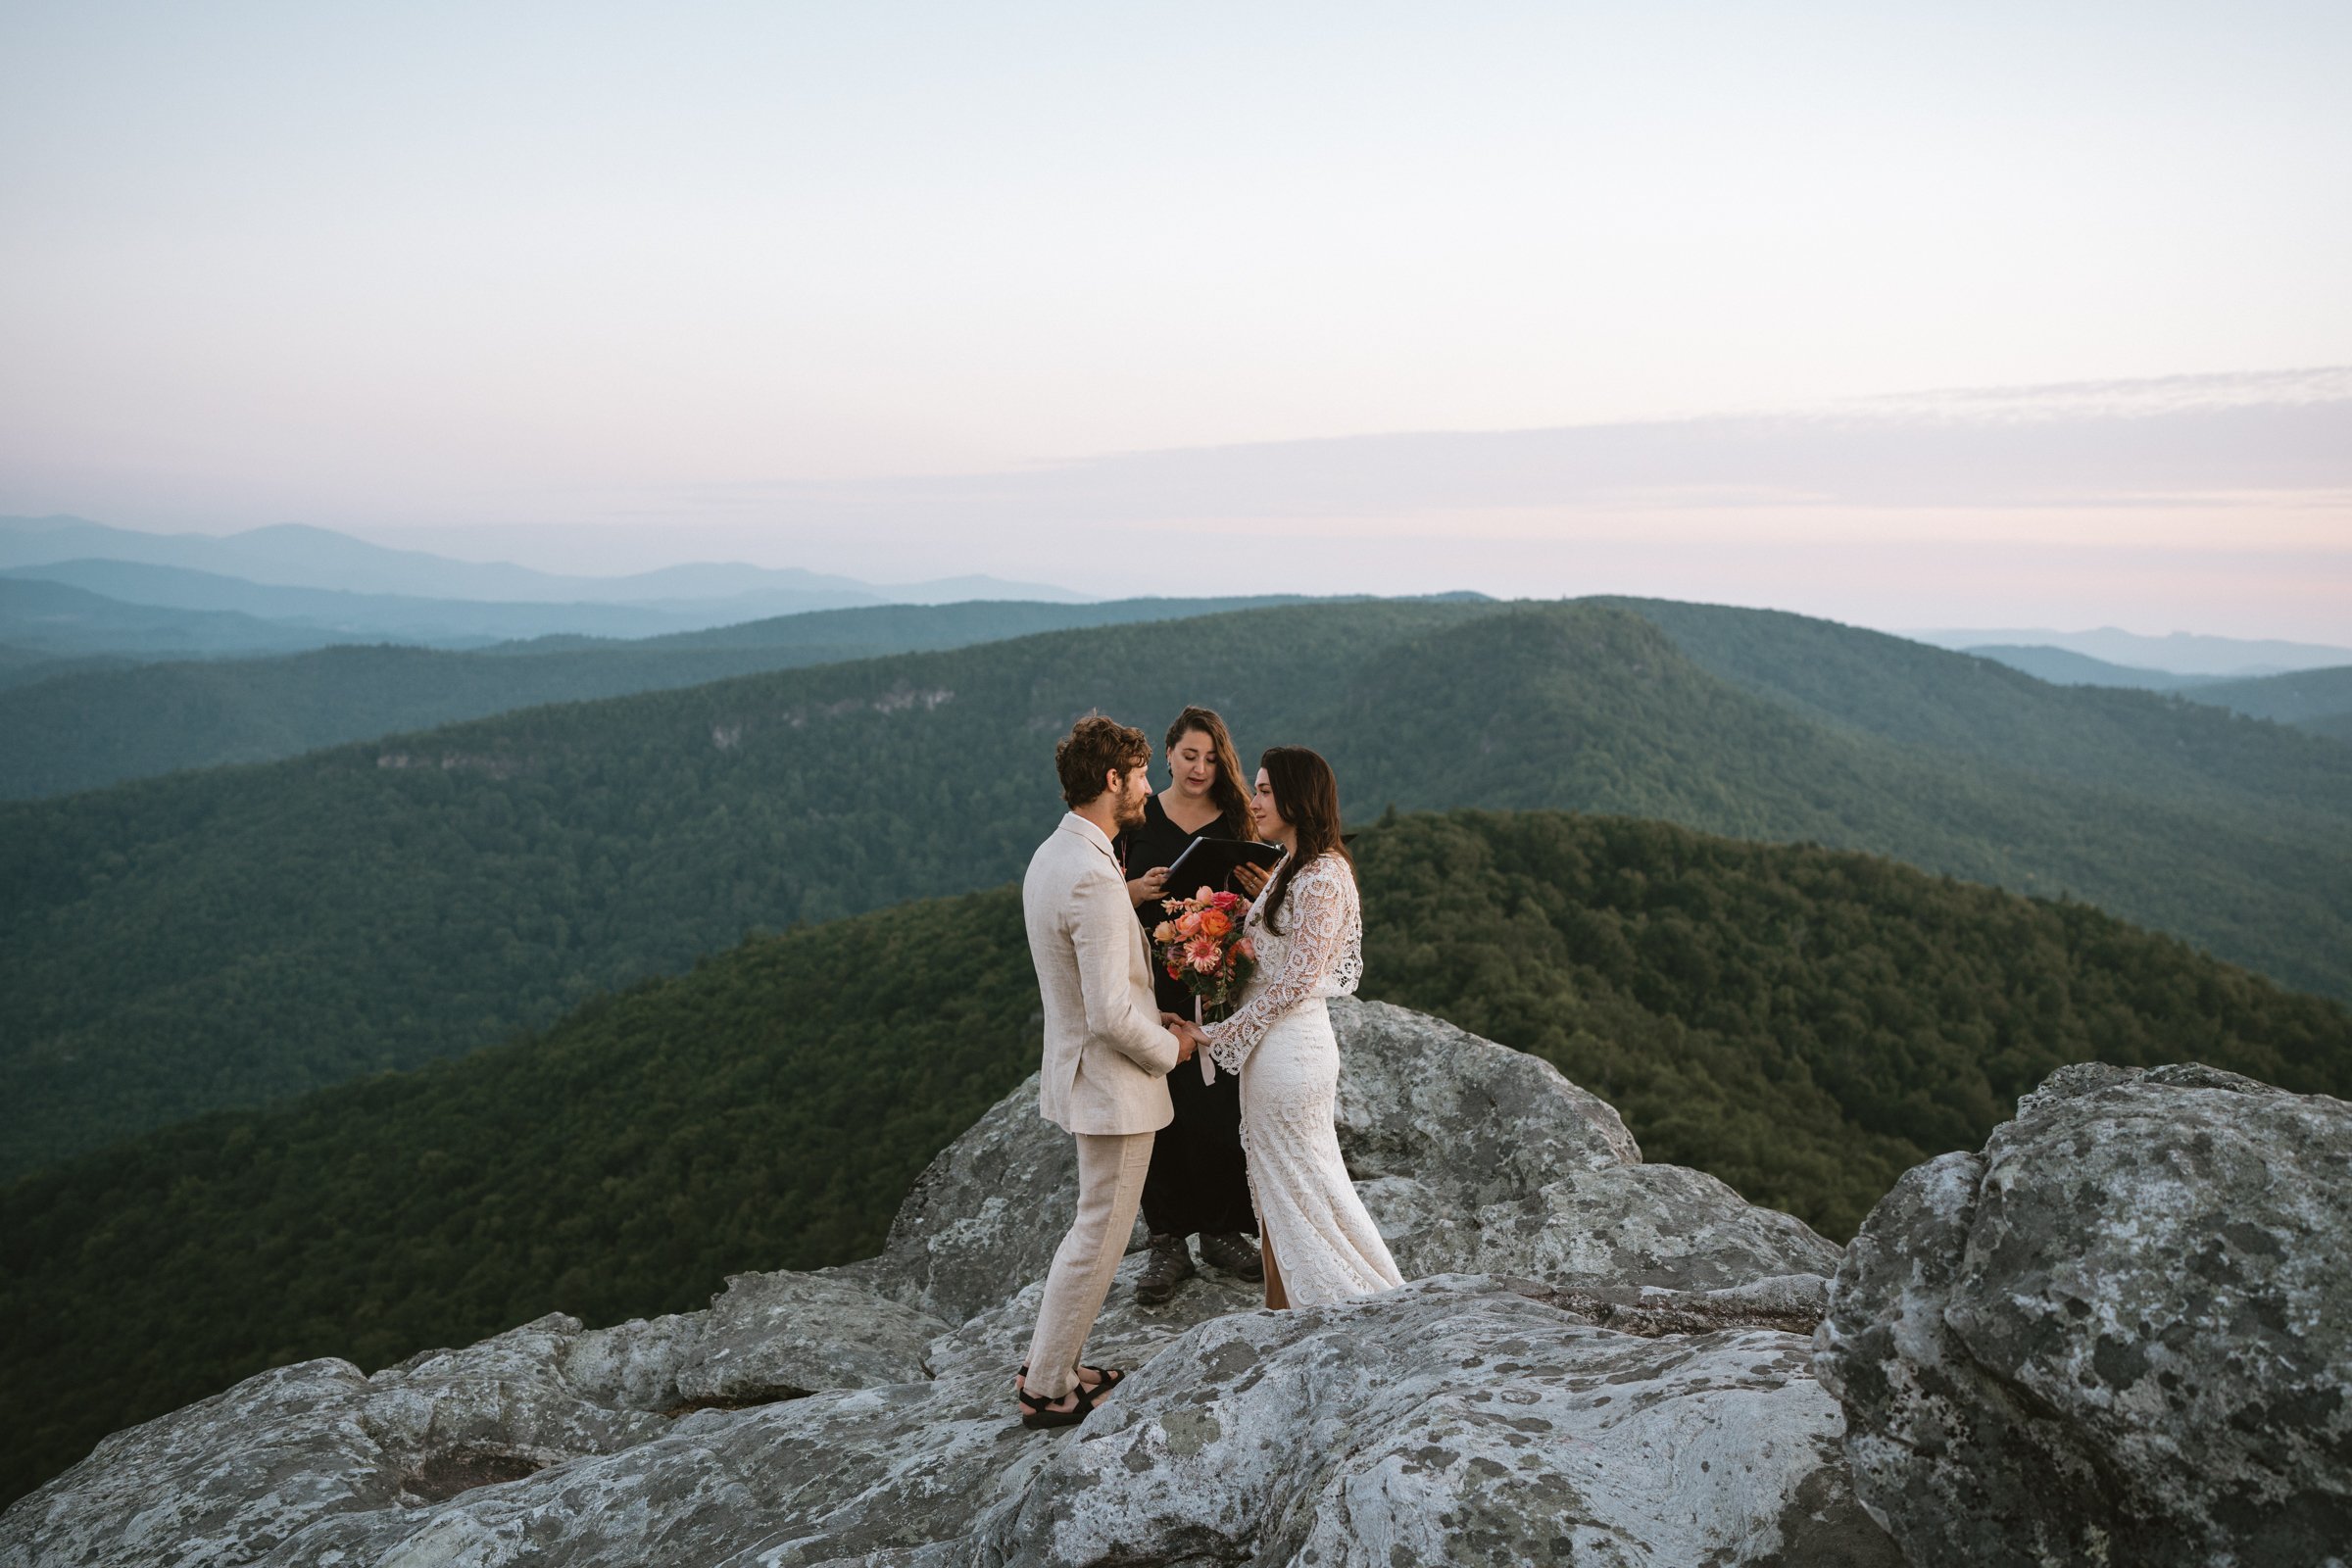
left=1201, top=852, right=1404, bottom=1306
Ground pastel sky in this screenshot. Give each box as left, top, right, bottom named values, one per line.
left=3, top=2, right=2347, bottom=636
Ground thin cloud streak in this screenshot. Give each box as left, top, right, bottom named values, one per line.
left=687, top=369, right=2352, bottom=532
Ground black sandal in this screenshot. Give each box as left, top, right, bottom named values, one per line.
left=1017, top=1362, right=1124, bottom=1395
left=1014, top=1377, right=1094, bottom=1430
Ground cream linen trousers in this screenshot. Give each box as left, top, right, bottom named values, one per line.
left=1020, top=1130, right=1154, bottom=1399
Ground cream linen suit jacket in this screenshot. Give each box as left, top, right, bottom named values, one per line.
left=1024, top=812, right=1181, bottom=1135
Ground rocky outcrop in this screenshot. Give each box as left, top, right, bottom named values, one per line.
left=5, top=1002, right=1880, bottom=1567
left=558, top=1267, right=952, bottom=1412
left=1815, top=1061, right=2352, bottom=1568
left=860, top=1000, right=1839, bottom=1320
left=991, top=1275, right=1887, bottom=1568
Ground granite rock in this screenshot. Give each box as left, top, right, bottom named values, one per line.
left=985, top=1275, right=1898, bottom=1568
left=859, top=999, right=1838, bottom=1320
left=1815, top=1061, right=2352, bottom=1568
left=5, top=1004, right=1873, bottom=1567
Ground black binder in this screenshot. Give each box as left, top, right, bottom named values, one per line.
left=1162, top=835, right=1285, bottom=892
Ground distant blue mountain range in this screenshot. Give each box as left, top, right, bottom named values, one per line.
left=1913, top=623, right=2352, bottom=677
left=0, top=515, right=1086, bottom=610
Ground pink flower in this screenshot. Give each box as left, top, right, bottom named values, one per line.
left=1185, top=936, right=1221, bottom=972
left=1234, top=938, right=1255, bottom=961
left=1152, top=921, right=1178, bottom=945
left=1194, top=885, right=1215, bottom=902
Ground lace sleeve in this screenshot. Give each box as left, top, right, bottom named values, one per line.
left=1203, top=857, right=1360, bottom=1075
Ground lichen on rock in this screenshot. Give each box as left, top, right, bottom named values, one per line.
left=4, top=1002, right=1880, bottom=1567
left=1816, top=1060, right=2352, bottom=1568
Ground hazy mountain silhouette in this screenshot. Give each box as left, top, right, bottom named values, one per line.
left=1911, top=624, right=2352, bottom=675
left=0, top=578, right=345, bottom=659
left=2, top=561, right=716, bottom=643
left=0, top=515, right=1084, bottom=609
left=1962, top=645, right=2225, bottom=691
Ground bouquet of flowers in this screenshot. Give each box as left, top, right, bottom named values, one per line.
left=1151, top=886, right=1256, bottom=1022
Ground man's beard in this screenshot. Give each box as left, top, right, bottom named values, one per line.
left=1114, top=777, right=1150, bottom=829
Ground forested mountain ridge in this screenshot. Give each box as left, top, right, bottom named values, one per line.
left=1961, top=644, right=2222, bottom=691
left=1616, top=597, right=2352, bottom=835
left=1956, top=643, right=2352, bottom=738
left=0, top=593, right=1309, bottom=799
left=5, top=808, right=2344, bottom=1508
left=635, top=593, right=1319, bottom=652
left=2181, top=663, right=2352, bottom=732
left=0, top=577, right=340, bottom=660
left=0, top=599, right=1493, bottom=1173
left=4, top=598, right=2347, bottom=1177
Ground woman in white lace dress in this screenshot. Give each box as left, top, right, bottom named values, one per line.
left=1194, top=747, right=1404, bottom=1308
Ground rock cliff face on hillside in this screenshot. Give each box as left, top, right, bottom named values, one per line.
left=1, top=1003, right=1884, bottom=1566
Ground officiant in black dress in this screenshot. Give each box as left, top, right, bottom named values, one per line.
left=1114, top=706, right=1266, bottom=1303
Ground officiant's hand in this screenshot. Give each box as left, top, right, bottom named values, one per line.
left=1129, top=866, right=1170, bottom=906
left=1232, top=861, right=1271, bottom=898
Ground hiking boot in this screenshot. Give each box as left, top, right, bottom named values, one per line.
left=1134, top=1234, right=1196, bottom=1305
left=1198, top=1230, right=1264, bottom=1282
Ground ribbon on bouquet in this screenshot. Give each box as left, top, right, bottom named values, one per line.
left=1196, top=995, right=1215, bottom=1085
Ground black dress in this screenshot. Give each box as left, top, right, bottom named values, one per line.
left=1115, top=792, right=1258, bottom=1240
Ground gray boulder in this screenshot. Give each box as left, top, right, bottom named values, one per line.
left=5, top=1004, right=1873, bottom=1567
left=1815, top=1060, right=2352, bottom=1568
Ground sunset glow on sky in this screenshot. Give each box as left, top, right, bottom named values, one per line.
left=3, top=3, right=2346, bottom=636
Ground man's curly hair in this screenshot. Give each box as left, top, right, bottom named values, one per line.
left=1055, top=714, right=1151, bottom=808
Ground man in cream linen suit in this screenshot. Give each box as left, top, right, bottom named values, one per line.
left=1015, top=715, right=1194, bottom=1426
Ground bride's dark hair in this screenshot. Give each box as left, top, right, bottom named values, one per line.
left=1165, top=706, right=1251, bottom=836
left=1256, top=745, right=1351, bottom=934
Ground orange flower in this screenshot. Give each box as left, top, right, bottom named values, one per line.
left=1198, top=908, right=1231, bottom=940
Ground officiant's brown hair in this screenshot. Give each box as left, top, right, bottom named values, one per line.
left=1166, top=706, right=1251, bottom=835
left=1257, top=745, right=1351, bottom=934
left=1055, top=714, right=1152, bottom=808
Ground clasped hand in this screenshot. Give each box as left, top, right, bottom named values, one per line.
left=1159, top=1012, right=1207, bottom=1063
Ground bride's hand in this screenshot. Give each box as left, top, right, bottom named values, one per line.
left=1128, top=866, right=1170, bottom=906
